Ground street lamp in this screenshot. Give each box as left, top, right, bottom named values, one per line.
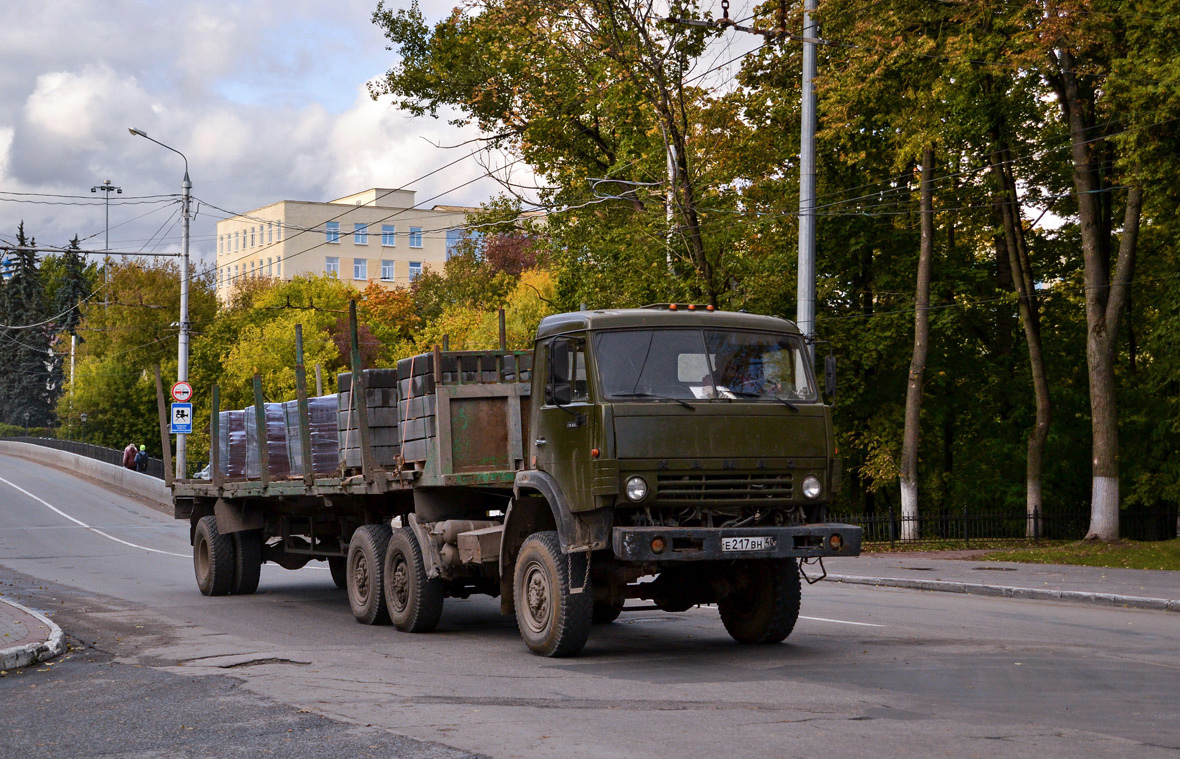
left=129, top=127, right=191, bottom=479
left=91, top=179, right=121, bottom=300
left=23, top=411, right=30, bottom=439
left=80, top=412, right=88, bottom=445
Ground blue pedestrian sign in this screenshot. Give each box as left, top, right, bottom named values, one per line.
left=170, top=403, right=193, bottom=435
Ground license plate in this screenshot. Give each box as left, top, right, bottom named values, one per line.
left=722, top=536, right=772, bottom=552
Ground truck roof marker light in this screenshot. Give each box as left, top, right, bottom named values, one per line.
left=591, top=448, right=600, bottom=458
left=706, top=304, right=715, bottom=312
left=669, top=303, right=678, bottom=311
left=688, top=304, right=697, bottom=311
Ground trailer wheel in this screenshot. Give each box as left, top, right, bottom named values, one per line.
left=384, top=528, right=444, bottom=633
left=328, top=557, right=347, bottom=589
left=194, top=515, right=234, bottom=597
left=513, top=531, right=592, bottom=657
left=232, top=529, right=263, bottom=595
left=347, top=524, right=392, bottom=625
left=718, top=558, right=801, bottom=644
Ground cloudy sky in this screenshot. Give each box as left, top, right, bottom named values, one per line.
left=0, top=0, right=508, bottom=268
left=0, top=1, right=758, bottom=271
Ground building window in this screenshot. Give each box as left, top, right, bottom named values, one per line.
left=409, top=261, right=422, bottom=281
left=267, top=257, right=273, bottom=276
left=277, top=223, right=282, bottom=242
left=233, top=264, right=238, bottom=280
left=267, top=222, right=273, bottom=244
left=446, top=228, right=469, bottom=259
left=250, top=227, right=256, bottom=247
left=381, top=225, right=396, bottom=246
left=325, top=256, right=339, bottom=276
left=380, top=260, right=394, bottom=281
left=354, top=258, right=367, bottom=280
left=354, top=223, right=368, bottom=245
left=326, top=221, right=340, bottom=244
left=276, top=257, right=281, bottom=277
left=409, top=227, right=423, bottom=248
left=234, top=231, right=239, bottom=251
left=250, top=260, right=255, bottom=276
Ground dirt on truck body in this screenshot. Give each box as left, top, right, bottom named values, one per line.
left=169, top=304, right=861, bottom=656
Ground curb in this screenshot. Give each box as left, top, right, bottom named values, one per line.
left=0, top=598, right=66, bottom=671
left=825, top=574, right=1180, bottom=613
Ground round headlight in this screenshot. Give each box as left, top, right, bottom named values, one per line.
left=802, top=475, right=823, bottom=499
left=625, top=476, right=648, bottom=502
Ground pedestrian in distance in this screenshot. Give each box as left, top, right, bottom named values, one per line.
left=122, top=442, right=138, bottom=470
left=135, top=445, right=149, bottom=472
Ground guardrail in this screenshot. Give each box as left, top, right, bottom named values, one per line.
left=0, top=437, right=166, bottom=480
left=832, top=505, right=1179, bottom=545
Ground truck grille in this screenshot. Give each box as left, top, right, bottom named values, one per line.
left=656, top=473, right=794, bottom=504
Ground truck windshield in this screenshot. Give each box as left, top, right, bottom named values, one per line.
left=594, top=329, right=816, bottom=403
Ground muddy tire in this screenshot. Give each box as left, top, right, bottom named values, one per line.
left=194, top=515, right=234, bottom=597
left=384, top=528, right=444, bottom=633
left=328, top=557, right=347, bottom=589
left=513, top=531, right=592, bottom=657
left=718, top=558, right=801, bottom=644
left=347, top=524, right=392, bottom=625
left=232, top=529, right=263, bottom=595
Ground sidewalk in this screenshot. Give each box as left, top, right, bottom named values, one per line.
left=823, top=551, right=1180, bottom=612
left=0, top=596, right=66, bottom=672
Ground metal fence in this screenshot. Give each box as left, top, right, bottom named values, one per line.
left=832, top=505, right=1179, bottom=546
left=1, top=437, right=166, bottom=480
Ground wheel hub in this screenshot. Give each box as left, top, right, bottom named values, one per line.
left=524, top=564, right=549, bottom=632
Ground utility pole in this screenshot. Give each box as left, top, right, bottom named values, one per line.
left=129, top=128, right=190, bottom=479
left=667, top=2, right=817, bottom=357
left=91, top=179, right=122, bottom=304
left=797, top=0, right=818, bottom=360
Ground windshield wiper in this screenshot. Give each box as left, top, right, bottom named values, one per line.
left=611, top=392, right=696, bottom=411
left=726, top=390, right=799, bottom=412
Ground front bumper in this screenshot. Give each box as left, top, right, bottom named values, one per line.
left=611, top=523, right=861, bottom=563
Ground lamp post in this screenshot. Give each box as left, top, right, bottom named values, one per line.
left=90, top=179, right=121, bottom=299
left=80, top=412, right=88, bottom=445
left=129, top=127, right=190, bottom=479
left=23, top=411, right=30, bottom=439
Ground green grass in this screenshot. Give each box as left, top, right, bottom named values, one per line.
left=979, top=539, right=1180, bottom=571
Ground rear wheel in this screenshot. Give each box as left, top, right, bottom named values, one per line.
left=347, top=524, right=392, bottom=625
left=193, top=516, right=234, bottom=597
left=718, top=558, right=801, bottom=644
left=384, top=528, right=444, bottom=633
left=513, top=532, right=592, bottom=657
left=231, top=529, right=263, bottom=595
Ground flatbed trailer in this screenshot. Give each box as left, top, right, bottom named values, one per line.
left=166, top=303, right=861, bottom=656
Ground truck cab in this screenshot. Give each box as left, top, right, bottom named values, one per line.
left=508, top=306, right=860, bottom=655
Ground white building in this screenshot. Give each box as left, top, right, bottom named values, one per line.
left=214, top=188, right=474, bottom=301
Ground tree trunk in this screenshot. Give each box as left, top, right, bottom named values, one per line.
left=990, top=145, right=1052, bottom=539
left=1052, top=49, right=1140, bottom=541
left=899, top=146, right=935, bottom=541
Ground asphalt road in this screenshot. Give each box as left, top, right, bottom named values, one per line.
left=1, top=453, right=1177, bottom=759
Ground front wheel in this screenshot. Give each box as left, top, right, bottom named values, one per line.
left=384, top=528, right=444, bottom=633
left=193, top=516, right=234, bottom=597
left=717, top=558, right=801, bottom=644
left=346, top=524, right=392, bottom=625
left=513, top=531, right=592, bottom=657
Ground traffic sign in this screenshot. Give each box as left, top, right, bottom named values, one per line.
left=171, top=381, right=193, bottom=402
left=170, top=403, right=193, bottom=435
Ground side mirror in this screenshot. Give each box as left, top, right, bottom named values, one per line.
left=824, top=353, right=837, bottom=399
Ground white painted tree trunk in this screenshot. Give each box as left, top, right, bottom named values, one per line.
left=900, top=477, right=919, bottom=541
left=1026, top=474, right=1043, bottom=539
left=1088, top=476, right=1119, bottom=541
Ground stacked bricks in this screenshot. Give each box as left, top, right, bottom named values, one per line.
left=217, top=410, right=248, bottom=478
left=337, top=369, right=400, bottom=470
left=396, top=355, right=439, bottom=464
left=245, top=403, right=291, bottom=479
left=283, top=395, right=340, bottom=476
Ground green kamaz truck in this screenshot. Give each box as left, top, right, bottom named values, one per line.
left=169, top=304, right=861, bottom=657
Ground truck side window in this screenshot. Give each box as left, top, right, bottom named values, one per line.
left=547, top=337, right=587, bottom=405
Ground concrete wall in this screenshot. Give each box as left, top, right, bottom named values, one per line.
left=0, top=441, right=171, bottom=510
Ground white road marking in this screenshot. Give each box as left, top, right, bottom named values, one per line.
left=799, top=615, right=884, bottom=628
left=0, top=475, right=189, bottom=558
